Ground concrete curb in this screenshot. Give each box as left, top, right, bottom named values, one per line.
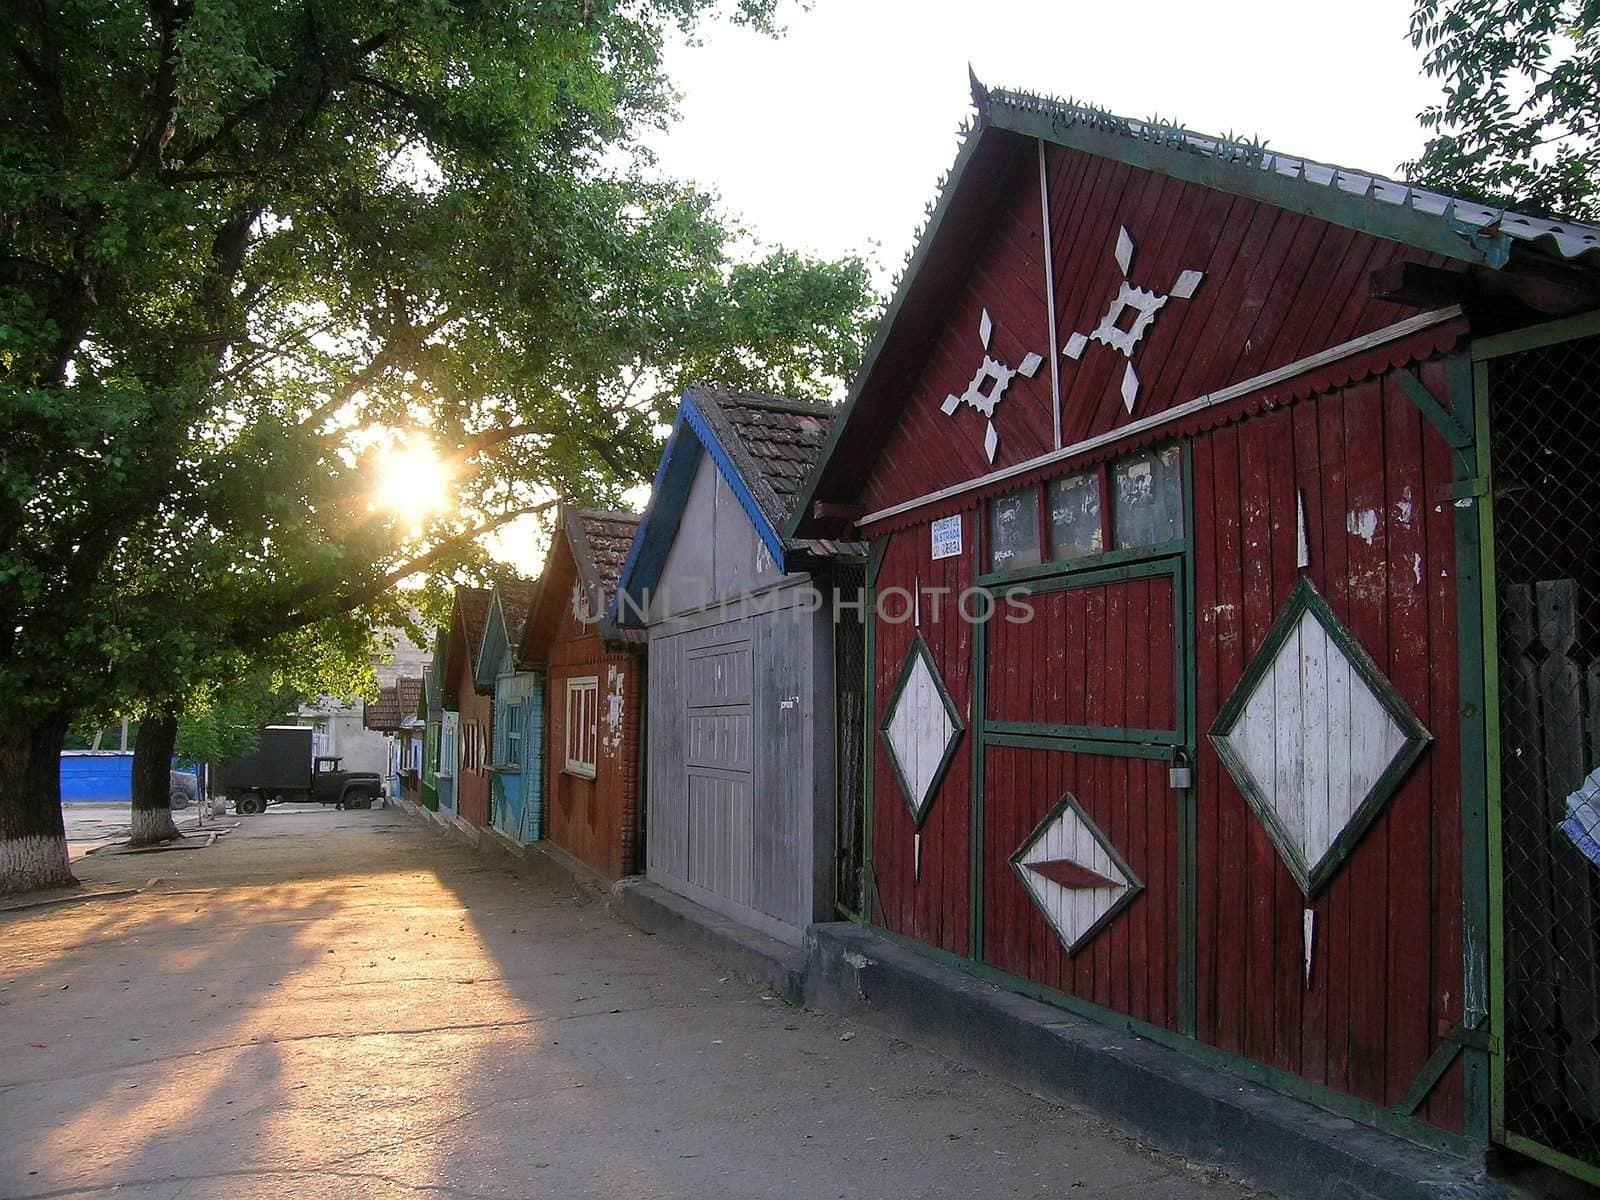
left=802, top=923, right=1506, bottom=1200
left=607, top=873, right=1505, bottom=1200
left=611, top=878, right=807, bottom=1006
left=0, top=886, right=142, bottom=913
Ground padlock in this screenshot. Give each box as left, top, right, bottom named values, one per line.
left=1168, top=748, right=1193, bottom=791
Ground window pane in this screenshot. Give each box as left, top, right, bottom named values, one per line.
left=1112, top=445, right=1183, bottom=549
left=988, top=490, right=1041, bottom=572
left=1047, top=471, right=1103, bottom=562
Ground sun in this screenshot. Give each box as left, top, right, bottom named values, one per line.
left=374, top=440, right=453, bottom=522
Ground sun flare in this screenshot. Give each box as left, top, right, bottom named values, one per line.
left=375, top=440, right=454, bottom=523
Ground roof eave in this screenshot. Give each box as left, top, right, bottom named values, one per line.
left=982, top=93, right=1514, bottom=270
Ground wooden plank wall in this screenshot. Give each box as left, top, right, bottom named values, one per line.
left=871, top=511, right=977, bottom=957
left=856, top=143, right=1442, bottom=527
left=986, top=577, right=1177, bottom=732
left=1190, top=360, right=1463, bottom=1130
left=646, top=596, right=825, bottom=938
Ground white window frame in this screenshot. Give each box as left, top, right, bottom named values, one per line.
left=564, top=676, right=598, bottom=778
left=505, top=703, right=523, bottom=769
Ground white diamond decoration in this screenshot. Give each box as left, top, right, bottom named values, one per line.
left=1210, top=581, right=1430, bottom=894
left=882, top=638, right=962, bottom=824
left=1011, top=793, right=1141, bottom=955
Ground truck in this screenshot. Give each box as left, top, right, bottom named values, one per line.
left=212, top=726, right=383, bottom=815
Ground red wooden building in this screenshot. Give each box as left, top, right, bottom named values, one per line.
left=789, top=80, right=1600, bottom=1163
left=518, top=506, right=644, bottom=880
left=441, top=585, right=494, bottom=828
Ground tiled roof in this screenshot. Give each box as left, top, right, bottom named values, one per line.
left=495, top=578, right=540, bottom=647
left=688, top=388, right=836, bottom=533
left=457, top=586, right=493, bottom=659
left=572, top=509, right=640, bottom=604
left=396, top=675, right=422, bottom=716
left=365, top=675, right=422, bottom=732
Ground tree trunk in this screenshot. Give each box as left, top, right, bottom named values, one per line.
left=0, top=714, right=76, bottom=894
left=129, top=709, right=180, bottom=847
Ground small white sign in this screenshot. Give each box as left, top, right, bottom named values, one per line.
left=930, top=514, right=963, bottom=560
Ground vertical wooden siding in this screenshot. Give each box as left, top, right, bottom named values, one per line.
left=1190, top=362, right=1463, bottom=1129
left=646, top=593, right=827, bottom=938
left=855, top=144, right=1442, bottom=524
left=871, top=513, right=976, bottom=958
left=867, top=363, right=1466, bottom=1131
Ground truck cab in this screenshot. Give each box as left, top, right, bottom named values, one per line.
left=310, top=757, right=382, bottom=809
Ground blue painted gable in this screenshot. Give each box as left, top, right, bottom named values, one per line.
left=612, top=390, right=790, bottom=625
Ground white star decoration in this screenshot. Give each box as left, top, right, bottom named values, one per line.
left=940, top=308, right=1043, bottom=463
left=1062, top=227, right=1204, bottom=413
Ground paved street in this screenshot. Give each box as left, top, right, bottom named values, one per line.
left=62, top=803, right=211, bottom=859
left=0, top=806, right=1259, bottom=1199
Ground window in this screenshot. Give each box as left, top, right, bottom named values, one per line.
left=462, top=720, right=487, bottom=775
left=1112, top=445, right=1183, bottom=549
left=987, top=489, right=1042, bottom=572
left=505, top=703, right=522, bottom=768
left=565, top=677, right=598, bottom=778
left=1046, top=470, right=1103, bottom=562
left=985, top=444, right=1183, bottom=574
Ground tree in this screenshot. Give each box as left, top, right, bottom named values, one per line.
left=1, top=0, right=878, bottom=890
left=1405, top=0, right=1599, bottom=220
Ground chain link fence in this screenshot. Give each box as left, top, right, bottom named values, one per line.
left=1492, top=332, right=1600, bottom=1172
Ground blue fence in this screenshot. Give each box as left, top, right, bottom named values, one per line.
left=59, top=753, right=134, bottom=804
left=59, top=753, right=200, bottom=803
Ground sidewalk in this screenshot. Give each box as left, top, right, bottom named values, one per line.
left=0, top=805, right=1260, bottom=1200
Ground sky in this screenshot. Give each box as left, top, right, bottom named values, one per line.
left=489, top=0, right=1445, bottom=572
left=644, top=0, right=1442, bottom=278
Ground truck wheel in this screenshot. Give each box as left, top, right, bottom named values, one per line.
left=237, top=794, right=263, bottom=816
left=169, top=790, right=192, bottom=811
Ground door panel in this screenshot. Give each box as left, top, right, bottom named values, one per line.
left=981, top=744, right=1177, bottom=1028
left=979, top=554, right=1188, bottom=1029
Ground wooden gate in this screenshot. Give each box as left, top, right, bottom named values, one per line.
left=978, top=554, right=1190, bottom=1031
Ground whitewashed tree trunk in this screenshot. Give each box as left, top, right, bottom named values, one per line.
left=0, top=716, right=75, bottom=894
left=128, top=710, right=180, bottom=848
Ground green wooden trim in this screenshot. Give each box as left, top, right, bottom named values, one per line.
left=1177, top=438, right=1198, bottom=1039
left=971, top=516, right=988, bottom=960
left=864, top=921, right=1482, bottom=1159
left=1470, top=309, right=1600, bottom=361
left=982, top=731, right=1175, bottom=760
left=1453, top=351, right=1493, bottom=1145
left=981, top=550, right=1184, bottom=594
left=1478, top=358, right=1507, bottom=1144
left=1207, top=575, right=1434, bottom=896
left=1391, top=369, right=1471, bottom=450
left=1395, top=1021, right=1480, bottom=1117
left=879, top=630, right=966, bottom=829
left=861, top=538, right=882, bottom=925
left=984, top=720, right=1183, bottom=746
left=1500, top=1133, right=1600, bottom=1186
left=978, top=539, right=1189, bottom=587
left=1008, top=790, right=1145, bottom=955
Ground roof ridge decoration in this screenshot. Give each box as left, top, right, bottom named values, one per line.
left=781, top=72, right=1600, bottom=543
left=981, top=81, right=1600, bottom=268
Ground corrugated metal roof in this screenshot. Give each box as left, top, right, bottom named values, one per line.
left=984, top=86, right=1600, bottom=270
